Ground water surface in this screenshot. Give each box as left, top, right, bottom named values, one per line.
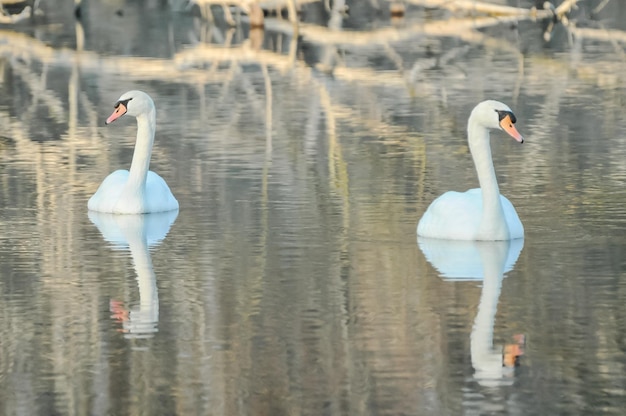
left=1, top=1, right=626, bottom=415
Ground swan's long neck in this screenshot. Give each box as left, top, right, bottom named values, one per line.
left=126, top=108, right=155, bottom=192
left=468, top=120, right=508, bottom=240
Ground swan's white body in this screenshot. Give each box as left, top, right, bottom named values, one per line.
left=417, top=100, right=524, bottom=241
left=88, top=90, right=179, bottom=214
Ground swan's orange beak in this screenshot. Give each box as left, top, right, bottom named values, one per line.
left=500, top=114, right=524, bottom=143
left=105, top=102, right=127, bottom=125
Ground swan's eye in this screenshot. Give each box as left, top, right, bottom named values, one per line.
left=114, top=98, right=132, bottom=109
left=496, top=110, right=516, bottom=124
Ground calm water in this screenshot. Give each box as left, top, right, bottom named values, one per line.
left=1, top=0, right=626, bottom=415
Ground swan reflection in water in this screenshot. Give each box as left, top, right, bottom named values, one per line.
left=89, top=210, right=178, bottom=339
left=418, top=237, right=526, bottom=387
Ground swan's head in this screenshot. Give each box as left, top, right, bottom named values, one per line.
left=105, top=90, right=155, bottom=125
left=470, top=100, right=524, bottom=144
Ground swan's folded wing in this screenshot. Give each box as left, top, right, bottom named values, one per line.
left=499, top=195, right=524, bottom=239
left=417, top=189, right=483, bottom=240
left=88, top=170, right=129, bottom=212
left=144, top=171, right=179, bottom=213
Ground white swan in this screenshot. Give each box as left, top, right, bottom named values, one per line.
left=88, top=90, right=179, bottom=214
left=417, top=100, right=524, bottom=241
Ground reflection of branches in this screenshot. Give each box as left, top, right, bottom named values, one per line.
left=261, top=64, right=273, bottom=155
left=407, top=0, right=540, bottom=16
left=11, top=60, right=66, bottom=125
left=592, top=0, right=612, bottom=15
left=267, top=17, right=504, bottom=46
left=569, top=25, right=626, bottom=45
left=0, top=0, right=620, bottom=93
left=1, top=0, right=623, bottom=162
left=0, top=30, right=231, bottom=84
left=191, top=0, right=305, bottom=25
left=405, top=0, right=578, bottom=20
left=0, top=5, right=30, bottom=24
